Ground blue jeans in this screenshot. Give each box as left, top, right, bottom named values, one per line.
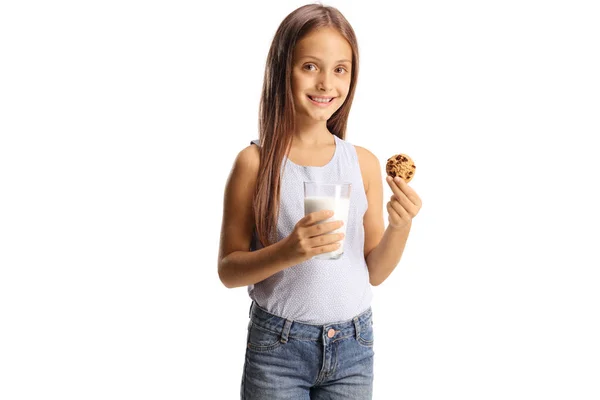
left=241, top=301, right=375, bottom=399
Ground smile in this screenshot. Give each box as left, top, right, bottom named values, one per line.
left=307, top=95, right=335, bottom=107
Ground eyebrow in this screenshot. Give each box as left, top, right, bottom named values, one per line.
left=299, top=56, right=352, bottom=64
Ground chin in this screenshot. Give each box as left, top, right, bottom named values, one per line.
left=310, top=113, right=333, bottom=122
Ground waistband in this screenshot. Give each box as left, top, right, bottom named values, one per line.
left=248, top=301, right=373, bottom=343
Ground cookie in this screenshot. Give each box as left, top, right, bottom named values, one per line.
left=386, top=154, right=416, bottom=183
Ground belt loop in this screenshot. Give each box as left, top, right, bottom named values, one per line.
left=353, top=316, right=360, bottom=339
left=280, top=319, right=293, bottom=343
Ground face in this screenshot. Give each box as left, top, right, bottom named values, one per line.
left=291, top=27, right=353, bottom=124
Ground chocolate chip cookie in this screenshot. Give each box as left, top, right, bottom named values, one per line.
left=386, top=154, right=416, bottom=183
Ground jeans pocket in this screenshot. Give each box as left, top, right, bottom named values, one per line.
left=247, top=320, right=283, bottom=353
left=356, top=319, right=374, bottom=348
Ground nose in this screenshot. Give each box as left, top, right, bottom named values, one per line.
left=318, top=71, right=333, bottom=92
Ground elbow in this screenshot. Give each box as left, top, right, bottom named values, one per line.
left=366, top=262, right=382, bottom=286
left=369, top=277, right=382, bottom=287
left=219, top=271, right=233, bottom=289
left=368, top=272, right=381, bottom=287
left=368, top=268, right=384, bottom=286
left=219, top=270, right=236, bottom=289
left=218, top=260, right=235, bottom=289
left=218, top=257, right=246, bottom=289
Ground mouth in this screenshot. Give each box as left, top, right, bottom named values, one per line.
left=307, top=95, right=335, bottom=107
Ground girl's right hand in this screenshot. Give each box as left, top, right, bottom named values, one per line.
left=281, top=210, right=345, bottom=263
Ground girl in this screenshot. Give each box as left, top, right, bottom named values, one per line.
left=218, top=4, right=422, bottom=399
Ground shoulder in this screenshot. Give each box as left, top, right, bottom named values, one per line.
left=354, top=145, right=380, bottom=166
left=232, top=143, right=260, bottom=175
left=219, top=144, right=261, bottom=272
left=225, top=144, right=261, bottom=196
left=354, top=145, right=381, bottom=190
left=223, top=144, right=261, bottom=216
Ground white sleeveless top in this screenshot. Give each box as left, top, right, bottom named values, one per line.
left=248, top=134, right=373, bottom=324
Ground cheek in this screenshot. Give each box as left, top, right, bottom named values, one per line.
left=338, top=87, right=350, bottom=102
left=292, top=79, right=307, bottom=99
left=339, top=77, right=351, bottom=95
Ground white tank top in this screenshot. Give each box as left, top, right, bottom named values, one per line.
left=248, top=134, right=373, bottom=324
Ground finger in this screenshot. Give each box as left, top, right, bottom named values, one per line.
left=307, top=220, right=344, bottom=238
left=388, top=199, right=409, bottom=219
left=301, top=210, right=334, bottom=226
left=388, top=176, right=422, bottom=208
left=387, top=201, right=406, bottom=225
left=386, top=176, right=413, bottom=209
left=393, top=196, right=419, bottom=220
left=312, top=242, right=342, bottom=256
left=307, top=232, right=345, bottom=248
left=386, top=202, right=402, bottom=225
left=386, top=175, right=406, bottom=202
left=389, top=194, right=417, bottom=217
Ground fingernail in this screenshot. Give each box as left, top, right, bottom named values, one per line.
left=394, top=177, right=401, bottom=182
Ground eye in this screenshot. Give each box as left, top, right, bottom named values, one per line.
left=335, top=66, right=348, bottom=74
left=303, top=63, right=317, bottom=71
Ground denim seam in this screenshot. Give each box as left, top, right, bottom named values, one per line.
left=247, top=342, right=282, bottom=352
left=332, top=334, right=353, bottom=343
left=251, top=323, right=281, bottom=336
left=248, top=324, right=284, bottom=351
left=291, top=337, right=320, bottom=342
left=358, top=337, right=374, bottom=345
left=251, top=324, right=359, bottom=342
left=357, top=330, right=374, bottom=346
left=330, top=341, right=339, bottom=376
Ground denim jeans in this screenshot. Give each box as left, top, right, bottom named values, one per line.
left=241, top=301, right=374, bottom=399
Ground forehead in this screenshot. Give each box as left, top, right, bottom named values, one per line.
left=293, top=27, right=352, bottom=61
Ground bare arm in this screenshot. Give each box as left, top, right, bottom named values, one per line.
left=219, top=242, right=298, bottom=289
left=217, top=145, right=288, bottom=288
left=366, top=170, right=421, bottom=285
left=356, top=146, right=419, bottom=286
left=218, top=145, right=344, bottom=289
left=365, top=220, right=412, bottom=286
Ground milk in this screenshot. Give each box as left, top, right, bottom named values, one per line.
left=303, top=196, right=350, bottom=259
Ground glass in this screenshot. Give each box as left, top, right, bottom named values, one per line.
left=303, top=182, right=351, bottom=260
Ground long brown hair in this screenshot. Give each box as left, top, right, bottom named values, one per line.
left=254, top=4, right=360, bottom=247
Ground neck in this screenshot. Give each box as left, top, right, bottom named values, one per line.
left=292, top=119, right=332, bottom=146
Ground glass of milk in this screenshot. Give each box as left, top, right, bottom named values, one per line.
left=303, top=182, right=351, bottom=260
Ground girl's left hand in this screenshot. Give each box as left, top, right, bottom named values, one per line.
left=385, top=176, right=422, bottom=230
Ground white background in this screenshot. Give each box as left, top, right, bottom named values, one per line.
left=1, top=0, right=599, bottom=399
